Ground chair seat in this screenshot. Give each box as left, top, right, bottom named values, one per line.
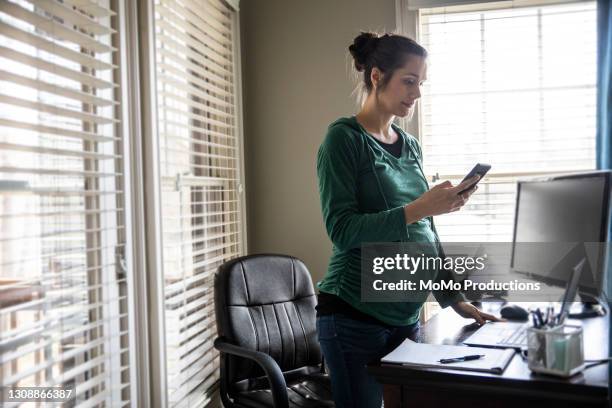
left=233, top=372, right=335, bottom=408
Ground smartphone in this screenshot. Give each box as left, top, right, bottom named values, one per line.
left=457, top=163, right=491, bottom=195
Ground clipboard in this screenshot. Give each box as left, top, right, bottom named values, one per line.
left=381, top=339, right=516, bottom=374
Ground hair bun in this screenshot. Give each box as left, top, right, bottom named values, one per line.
left=348, top=32, right=378, bottom=72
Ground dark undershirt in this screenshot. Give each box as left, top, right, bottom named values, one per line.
left=316, top=134, right=404, bottom=326
left=375, top=132, right=403, bottom=158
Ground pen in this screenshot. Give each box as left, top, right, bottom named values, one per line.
left=535, top=308, right=544, bottom=327
left=438, top=354, right=485, bottom=364
left=545, top=305, right=554, bottom=327
left=530, top=310, right=541, bottom=328
left=531, top=312, right=539, bottom=328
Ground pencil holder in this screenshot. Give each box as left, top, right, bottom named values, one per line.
left=527, top=324, right=584, bottom=377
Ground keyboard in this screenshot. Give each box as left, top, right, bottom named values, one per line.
left=464, top=321, right=530, bottom=349
left=499, top=327, right=527, bottom=346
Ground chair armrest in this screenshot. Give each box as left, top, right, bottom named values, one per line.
left=214, top=337, right=289, bottom=408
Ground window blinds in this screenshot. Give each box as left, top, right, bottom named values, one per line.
left=0, top=0, right=131, bottom=406
left=153, top=0, right=243, bottom=405
left=418, top=1, right=596, bottom=241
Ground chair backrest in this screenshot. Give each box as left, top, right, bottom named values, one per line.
left=214, top=254, right=322, bottom=384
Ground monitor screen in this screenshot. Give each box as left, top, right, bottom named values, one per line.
left=511, top=172, right=610, bottom=295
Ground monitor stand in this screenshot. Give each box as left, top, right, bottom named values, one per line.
left=567, top=294, right=606, bottom=319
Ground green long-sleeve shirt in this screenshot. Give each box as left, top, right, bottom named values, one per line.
left=316, top=116, right=464, bottom=326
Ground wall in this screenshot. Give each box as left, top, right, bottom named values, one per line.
left=240, top=0, right=397, bottom=284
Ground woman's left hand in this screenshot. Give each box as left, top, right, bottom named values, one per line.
left=451, top=301, right=502, bottom=325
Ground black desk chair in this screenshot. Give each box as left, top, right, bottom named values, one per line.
left=214, top=254, right=334, bottom=407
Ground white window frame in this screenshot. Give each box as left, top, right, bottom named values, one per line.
left=130, top=0, right=168, bottom=406
left=116, top=0, right=154, bottom=406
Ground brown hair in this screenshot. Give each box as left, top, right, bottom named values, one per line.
left=349, top=32, right=427, bottom=102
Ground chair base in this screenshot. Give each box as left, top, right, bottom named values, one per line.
left=230, top=372, right=335, bottom=407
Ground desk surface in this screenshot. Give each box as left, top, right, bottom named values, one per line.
left=368, top=302, right=609, bottom=405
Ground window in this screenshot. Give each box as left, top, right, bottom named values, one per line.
left=417, top=1, right=597, bottom=242
left=152, top=0, right=245, bottom=405
left=0, top=0, right=131, bottom=405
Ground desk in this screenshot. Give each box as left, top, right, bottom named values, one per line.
left=367, top=303, right=609, bottom=408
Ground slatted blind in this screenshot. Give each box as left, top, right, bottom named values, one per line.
left=0, top=0, right=131, bottom=406
left=418, top=1, right=597, bottom=241
left=153, top=0, right=243, bottom=405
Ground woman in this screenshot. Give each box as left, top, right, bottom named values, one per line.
left=315, top=32, right=499, bottom=408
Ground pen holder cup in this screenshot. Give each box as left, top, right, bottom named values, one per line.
left=527, top=325, right=584, bottom=377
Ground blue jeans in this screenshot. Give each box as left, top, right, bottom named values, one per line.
left=316, top=314, right=420, bottom=408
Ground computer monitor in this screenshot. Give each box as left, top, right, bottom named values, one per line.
left=510, top=171, right=611, bottom=299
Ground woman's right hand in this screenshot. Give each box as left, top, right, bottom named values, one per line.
left=403, top=176, right=480, bottom=224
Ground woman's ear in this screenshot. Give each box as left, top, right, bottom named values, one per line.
left=370, top=67, right=383, bottom=90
